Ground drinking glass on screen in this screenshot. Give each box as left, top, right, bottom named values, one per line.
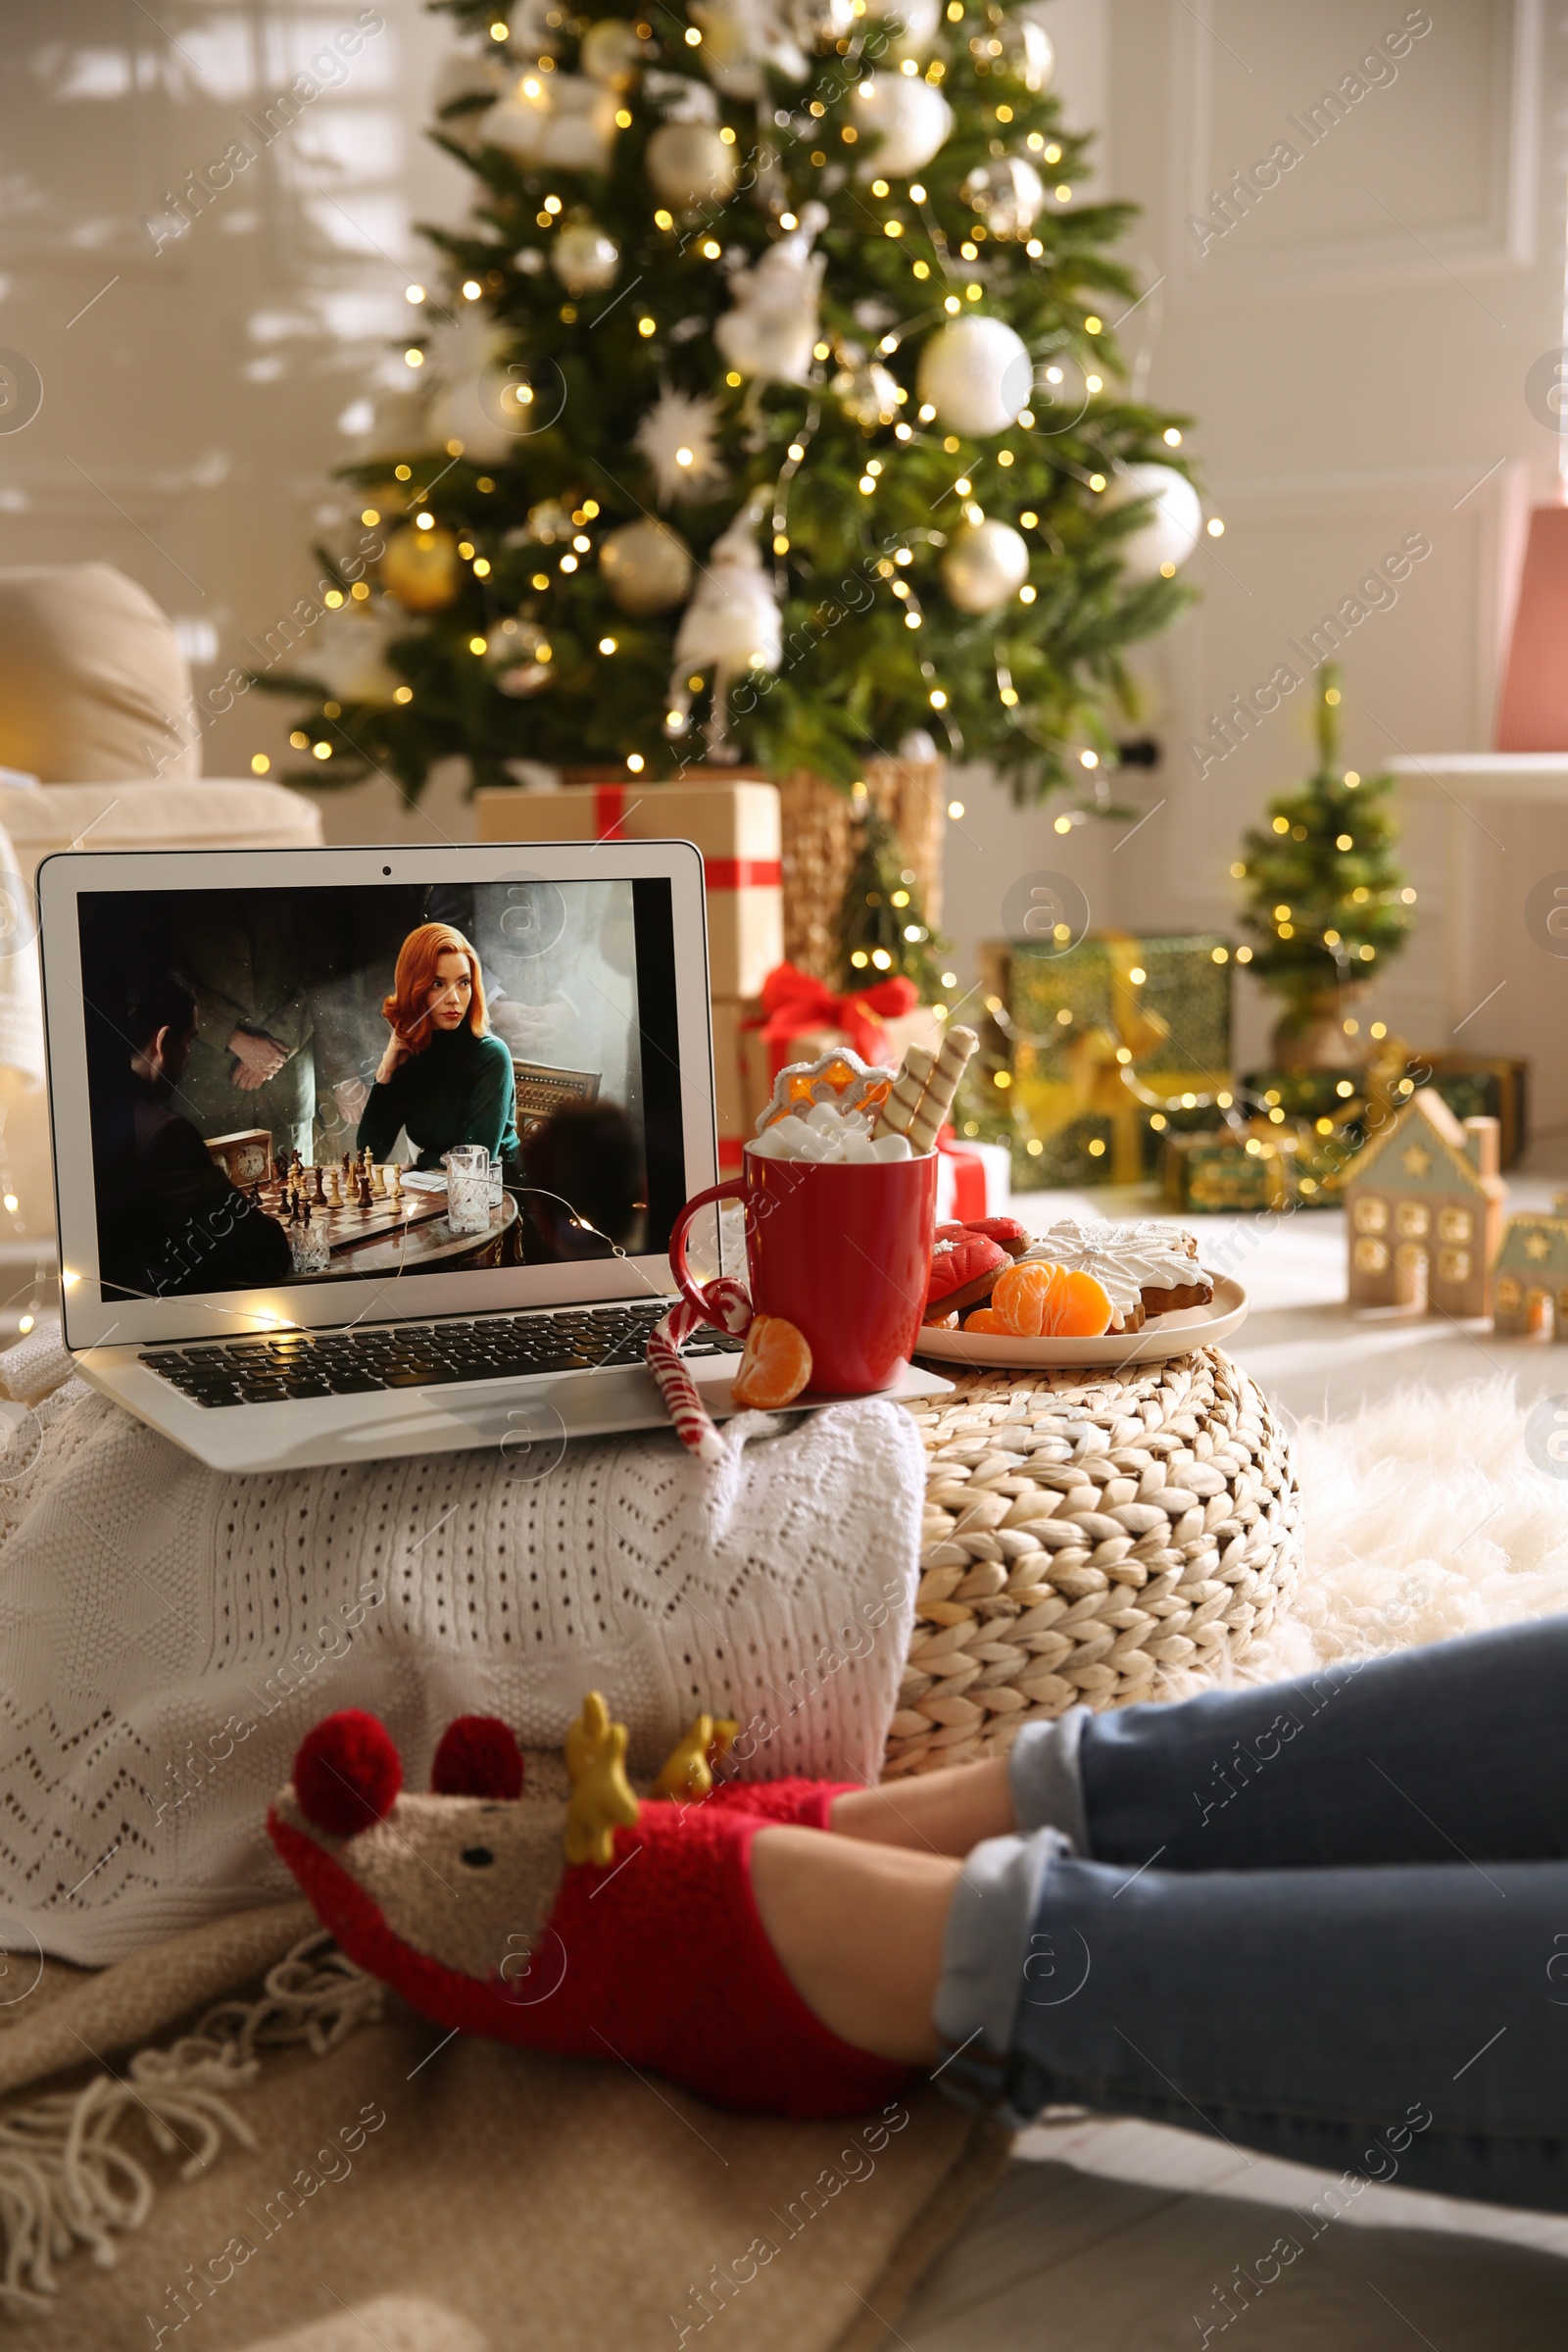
left=445, top=1145, right=492, bottom=1236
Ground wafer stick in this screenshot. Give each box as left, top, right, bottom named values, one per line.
left=872, top=1044, right=936, bottom=1141
left=905, top=1025, right=978, bottom=1153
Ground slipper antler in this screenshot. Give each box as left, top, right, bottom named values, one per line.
left=652, top=1713, right=741, bottom=1802
left=564, top=1690, right=641, bottom=1866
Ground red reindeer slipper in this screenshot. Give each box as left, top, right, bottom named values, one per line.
left=268, top=1701, right=907, bottom=2120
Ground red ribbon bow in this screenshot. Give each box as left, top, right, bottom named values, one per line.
left=747, top=960, right=920, bottom=1078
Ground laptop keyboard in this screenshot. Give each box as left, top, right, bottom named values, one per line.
left=137, top=1299, right=744, bottom=1409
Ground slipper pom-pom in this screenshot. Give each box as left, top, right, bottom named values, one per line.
left=430, top=1714, right=524, bottom=1800
left=293, top=1710, right=402, bottom=1837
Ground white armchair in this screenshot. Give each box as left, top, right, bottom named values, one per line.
left=0, top=564, right=323, bottom=1255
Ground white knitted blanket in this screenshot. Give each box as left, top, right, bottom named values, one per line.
left=0, top=1330, right=923, bottom=1965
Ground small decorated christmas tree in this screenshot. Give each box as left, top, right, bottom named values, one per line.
left=1234, top=665, right=1413, bottom=1069
left=259, top=0, right=1200, bottom=805
left=835, top=799, right=946, bottom=998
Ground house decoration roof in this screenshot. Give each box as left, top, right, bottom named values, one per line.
left=1342, top=1088, right=1506, bottom=1205
left=1495, top=1213, right=1568, bottom=1274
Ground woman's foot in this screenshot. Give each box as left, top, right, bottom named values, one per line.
left=827, top=1755, right=1017, bottom=1858
left=750, top=1827, right=960, bottom=2064
left=700, top=1754, right=1017, bottom=1857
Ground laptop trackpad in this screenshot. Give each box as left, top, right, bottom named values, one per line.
left=330, top=1369, right=673, bottom=1456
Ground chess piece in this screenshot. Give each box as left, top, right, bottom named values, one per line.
left=325, top=1168, right=340, bottom=1208
left=368, top=1160, right=385, bottom=1201
left=311, top=1164, right=325, bottom=1206
left=385, top=1164, right=403, bottom=1201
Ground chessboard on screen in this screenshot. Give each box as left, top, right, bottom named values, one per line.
left=75, top=874, right=686, bottom=1299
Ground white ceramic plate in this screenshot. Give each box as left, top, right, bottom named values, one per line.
left=912, top=1274, right=1250, bottom=1370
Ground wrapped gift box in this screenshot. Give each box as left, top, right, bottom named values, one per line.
left=935, top=1133, right=1011, bottom=1221
left=1420, top=1053, right=1528, bottom=1170
left=987, top=932, right=1234, bottom=1186
left=710, top=1000, right=752, bottom=1174
left=1161, top=1123, right=1301, bottom=1212
left=473, top=775, right=783, bottom=1000
left=737, top=981, right=944, bottom=1122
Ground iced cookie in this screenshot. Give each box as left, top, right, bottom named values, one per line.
left=1018, top=1219, right=1213, bottom=1329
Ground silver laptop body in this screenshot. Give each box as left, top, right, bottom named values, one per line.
left=39, top=838, right=944, bottom=1473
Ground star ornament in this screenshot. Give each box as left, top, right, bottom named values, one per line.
left=1399, top=1144, right=1433, bottom=1178
left=1525, top=1230, right=1553, bottom=1262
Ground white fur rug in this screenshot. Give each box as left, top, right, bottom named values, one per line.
left=1243, top=1376, right=1568, bottom=1685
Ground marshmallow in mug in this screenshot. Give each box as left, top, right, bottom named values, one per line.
left=749, top=1101, right=914, bottom=1164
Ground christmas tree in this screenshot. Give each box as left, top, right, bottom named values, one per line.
left=1234, top=665, right=1414, bottom=1064
left=835, top=797, right=946, bottom=997
left=262, top=0, right=1201, bottom=804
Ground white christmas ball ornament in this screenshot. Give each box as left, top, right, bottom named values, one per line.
left=600, top=518, right=694, bottom=614
left=866, top=0, right=941, bottom=58
left=854, top=74, right=953, bottom=177
left=941, top=518, right=1030, bottom=613
left=1103, top=465, right=1202, bottom=582
left=552, top=223, right=619, bottom=295
left=917, top=317, right=1032, bottom=438
left=647, top=122, right=738, bottom=208
left=961, top=156, right=1045, bottom=239
left=579, top=18, right=645, bottom=87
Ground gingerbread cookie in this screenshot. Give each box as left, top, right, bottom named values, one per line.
left=925, top=1229, right=1008, bottom=1321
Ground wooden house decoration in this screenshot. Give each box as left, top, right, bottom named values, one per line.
left=1343, top=1089, right=1504, bottom=1320
left=1493, top=1199, right=1568, bottom=1337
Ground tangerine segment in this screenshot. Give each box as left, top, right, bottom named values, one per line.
left=730, top=1313, right=813, bottom=1408
left=991, top=1259, right=1113, bottom=1339
left=962, top=1307, right=1007, bottom=1333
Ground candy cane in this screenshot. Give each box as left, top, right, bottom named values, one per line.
left=646, top=1276, right=754, bottom=1465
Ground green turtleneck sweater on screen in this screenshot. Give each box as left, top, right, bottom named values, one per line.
left=356, top=1023, right=518, bottom=1169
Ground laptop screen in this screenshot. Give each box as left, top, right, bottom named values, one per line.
left=74, top=874, right=687, bottom=1306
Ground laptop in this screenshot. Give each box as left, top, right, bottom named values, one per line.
left=38, top=839, right=949, bottom=1472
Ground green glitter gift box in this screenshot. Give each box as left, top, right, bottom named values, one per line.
left=980, top=933, right=1235, bottom=1186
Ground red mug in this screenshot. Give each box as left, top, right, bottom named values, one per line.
left=668, top=1146, right=939, bottom=1396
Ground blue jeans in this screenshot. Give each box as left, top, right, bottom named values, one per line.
left=934, top=1620, right=1568, bottom=2211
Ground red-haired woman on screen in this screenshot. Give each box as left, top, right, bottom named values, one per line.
left=356, top=922, right=518, bottom=1170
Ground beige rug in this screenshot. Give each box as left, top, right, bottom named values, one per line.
left=0, top=1903, right=1009, bottom=2351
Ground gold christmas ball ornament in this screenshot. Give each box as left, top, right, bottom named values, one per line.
left=552, top=222, right=619, bottom=294
left=961, top=157, right=1046, bottom=239
left=379, top=522, right=462, bottom=612
left=646, top=121, right=738, bottom=208
left=579, top=17, right=645, bottom=88
left=940, top=517, right=1031, bottom=613
left=599, top=517, right=694, bottom=614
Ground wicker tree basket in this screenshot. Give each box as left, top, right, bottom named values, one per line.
left=889, top=1348, right=1300, bottom=1780
left=778, top=756, right=948, bottom=978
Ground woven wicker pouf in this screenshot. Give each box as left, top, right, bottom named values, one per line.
left=887, top=1347, right=1300, bottom=1780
